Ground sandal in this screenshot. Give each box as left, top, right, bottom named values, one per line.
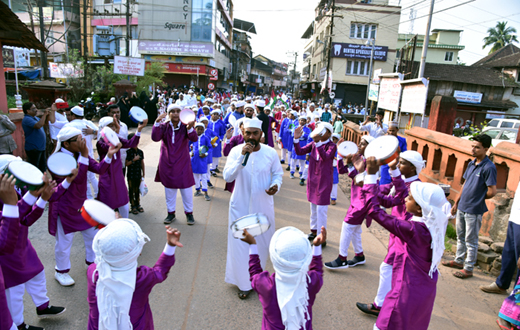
left=238, top=290, right=252, bottom=300
left=453, top=269, right=473, bottom=279
left=496, top=319, right=513, bottom=330
left=138, top=206, right=144, bottom=213
left=131, top=208, right=139, bottom=215
left=441, top=260, right=463, bottom=269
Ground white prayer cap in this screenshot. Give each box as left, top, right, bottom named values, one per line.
left=399, top=150, right=426, bottom=174
left=256, top=100, right=266, bottom=108
left=98, top=116, right=114, bottom=130
left=332, top=133, right=341, bottom=140
left=245, top=103, right=254, bottom=110
left=230, top=101, right=237, bottom=107
left=188, top=89, right=194, bottom=93
left=236, top=101, right=246, bottom=108
left=55, top=98, right=65, bottom=103
left=245, top=96, right=252, bottom=101
left=264, top=106, right=271, bottom=111
left=199, top=117, right=209, bottom=122
left=389, top=121, right=399, bottom=128
left=214, top=103, right=221, bottom=107
left=195, top=122, right=205, bottom=129
left=0, top=155, right=21, bottom=172
left=71, top=106, right=84, bottom=117
left=309, top=103, right=316, bottom=107
left=244, top=118, right=263, bottom=130
left=210, top=109, right=221, bottom=115
left=269, top=227, right=313, bottom=330
left=202, top=105, right=210, bottom=109
left=320, top=122, right=333, bottom=133
left=325, top=103, right=330, bottom=108
left=231, top=97, right=238, bottom=102
left=54, top=126, right=82, bottom=153
left=93, top=219, right=150, bottom=330
left=409, top=182, right=449, bottom=278
left=290, top=110, right=299, bottom=117
left=361, top=135, right=375, bottom=144
left=167, top=104, right=181, bottom=112
left=206, top=98, right=214, bottom=103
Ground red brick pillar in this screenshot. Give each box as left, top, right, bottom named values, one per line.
left=428, top=95, right=458, bottom=135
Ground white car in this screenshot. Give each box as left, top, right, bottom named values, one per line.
left=461, top=127, right=518, bottom=147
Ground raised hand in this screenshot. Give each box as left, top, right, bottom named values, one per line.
left=165, top=226, right=183, bottom=247
left=186, top=120, right=196, bottom=130
left=66, top=168, right=79, bottom=183
left=137, top=118, right=148, bottom=132
left=0, top=174, right=18, bottom=206
left=293, top=126, right=303, bottom=139
left=107, top=142, right=122, bottom=158
left=313, top=226, right=327, bottom=246
left=240, top=228, right=256, bottom=245
left=78, top=136, right=89, bottom=158
left=112, top=115, right=121, bottom=133
left=156, top=112, right=167, bottom=123
left=366, top=156, right=378, bottom=175
left=226, top=127, right=233, bottom=140
left=41, top=179, right=57, bottom=201
left=388, top=158, right=398, bottom=171
left=241, top=142, right=254, bottom=156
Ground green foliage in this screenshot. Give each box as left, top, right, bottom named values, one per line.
left=135, top=62, right=166, bottom=94
left=483, top=21, right=519, bottom=54
left=453, top=121, right=488, bottom=138
left=444, top=236, right=452, bottom=252
left=7, top=95, right=28, bottom=109
left=446, top=223, right=457, bottom=240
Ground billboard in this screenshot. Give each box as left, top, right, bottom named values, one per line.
left=50, top=63, right=84, bottom=78
left=378, top=77, right=401, bottom=112
left=2, top=47, right=31, bottom=68
left=331, top=43, right=388, bottom=62
left=400, top=79, right=429, bottom=115
left=114, top=56, right=145, bottom=76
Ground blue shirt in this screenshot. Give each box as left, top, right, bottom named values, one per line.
left=380, top=135, right=408, bottom=185
left=22, top=115, right=46, bottom=151
left=458, top=156, right=497, bottom=214
left=321, top=111, right=332, bottom=123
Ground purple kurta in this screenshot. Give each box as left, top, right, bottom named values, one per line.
left=0, top=208, right=21, bottom=330
left=152, top=122, right=198, bottom=189
left=249, top=254, right=323, bottom=330
left=49, top=156, right=110, bottom=236
left=293, top=140, right=337, bottom=205
left=87, top=253, right=176, bottom=330
left=97, top=135, right=140, bottom=209
left=337, top=157, right=373, bottom=226
left=223, top=135, right=244, bottom=193
left=363, top=184, right=437, bottom=330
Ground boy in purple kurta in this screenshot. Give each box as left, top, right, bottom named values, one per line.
left=152, top=104, right=197, bottom=225
left=87, top=223, right=182, bottom=330
left=242, top=226, right=326, bottom=330
left=49, top=127, right=118, bottom=287
left=96, top=116, right=147, bottom=218
left=293, top=123, right=336, bottom=242
left=362, top=157, right=449, bottom=330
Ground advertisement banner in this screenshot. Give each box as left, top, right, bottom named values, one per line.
left=114, top=56, right=145, bottom=76
left=162, top=63, right=207, bottom=75
left=453, top=90, right=482, bottom=104
left=331, top=43, right=388, bottom=61
left=2, top=47, right=31, bottom=68
left=400, top=80, right=429, bottom=115
left=378, top=77, right=401, bottom=112
left=368, top=84, right=379, bottom=102
left=49, top=63, right=84, bottom=78
left=138, top=41, right=213, bottom=57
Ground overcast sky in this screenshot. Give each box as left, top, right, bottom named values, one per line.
left=232, top=0, right=520, bottom=69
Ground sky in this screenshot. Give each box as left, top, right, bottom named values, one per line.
left=231, top=0, right=520, bottom=70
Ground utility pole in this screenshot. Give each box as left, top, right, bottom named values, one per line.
left=126, top=0, right=130, bottom=57
left=418, top=0, right=435, bottom=78
left=323, top=0, right=335, bottom=102
left=83, top=0, right=88, bottom=80
left=38, top=0, right=48, bottom=79
left=292, top=52, right=298, bottom=93
left=364, top=39, right=375, bottom=120
left=61, top=0, right=69, bottom=61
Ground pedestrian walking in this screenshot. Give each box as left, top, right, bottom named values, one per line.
left=22, top=102, right=48, bottom=172
left=125, top=133, right=145, bottom=215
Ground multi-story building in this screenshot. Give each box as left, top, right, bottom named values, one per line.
left=252, top=54, right=288, bottom=94
left=301, top=0, right=401, bottom=105
left=137, top=0, right=234, bottom=90
left=231, top=20, right=255, bottom=93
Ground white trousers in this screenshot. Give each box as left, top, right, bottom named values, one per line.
left=164, top=187, right=193, bottom=213
left=331, top=183, right=338, bottom=200
left=374, top=262, right=393, bottom=308
left=339, top=222, right=363, bottom=257
left=86, top=171, right=98, bottom=199
left=9, top=323, right=16, bottom=330
left=117, top=202, right=130, bottom=218
left=55, top=218, right=97, bottom=272
left=302, top=164, right=308, bottom=180
left=291, top=159, right=305, bottom=174
left=373, top=325, right=381, bottom=330
left=194, top=173, right=208, bottom=191
left=281, top=148, right=288, bottom=161
left=210, top=157, right=220, bottom=170
left=6, top=270, right=49, bottom=326
left=310, top=203, right=328, bottom=231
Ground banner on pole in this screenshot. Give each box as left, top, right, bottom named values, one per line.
left=114, top=56, right=145, bottom=76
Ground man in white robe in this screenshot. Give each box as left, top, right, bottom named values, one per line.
left=223, top=118, right=283, bottom=299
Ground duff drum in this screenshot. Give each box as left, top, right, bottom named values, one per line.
left=129, top=106, right=148, bottom=124
left=230, top=213, right=270, bottom=239
left=47, top=152, right=77, bottom=177
left=180, top=108, right=196, bottom=124
left=100, top=127, right=120, bottom=147
left=0, top=155, right=21, bottom=173
left=337, top=141, right=358, bottom=157
left=364, top=135, right=399, bottom=164
left=5, top=160, right=44, bottom=190
left=81, top=199, right=116, bottom=229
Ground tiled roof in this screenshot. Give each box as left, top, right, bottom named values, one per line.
left=472, top=44, right=520, bottom=67
left=0, top=1, right=47, bottom=52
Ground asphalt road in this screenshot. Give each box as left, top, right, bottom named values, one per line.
left=21, top=126, right=505, bottom=329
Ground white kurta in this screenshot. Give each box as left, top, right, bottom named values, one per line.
left=223, top=144, right=283, bottom=291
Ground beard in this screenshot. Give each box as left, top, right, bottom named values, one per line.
left=246, top=138, right=259, bottom=146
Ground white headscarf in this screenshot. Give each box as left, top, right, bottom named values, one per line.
left=400, top=150, right=426, bottom=175
left=92, top=219, right=150, bottom=330
left=97, top=116, right=114, bottom=140
left=410, top=182, right=449, bottom=278
left=54, top=126, right=82, bottom=154
left=269, top=227, right=313, bottom=330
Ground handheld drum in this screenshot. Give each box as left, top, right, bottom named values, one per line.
left=337, top=141, right=358, bottom=158
left=47, top=152, right=77, bottom=178
left=180, top=108, right=196, bottom=125
left=80, top=199, right=116, bottom=229
left=230, top=213, right=270, bottom=239
left=364, top=135, right=399, bottom=164
left=0, top=155, right=21, bottom=173
left=129, top=106, right=148, bottom=124
left=100, top=126, right=120, bottom=147
left=5, top=160, right=44, bottom=190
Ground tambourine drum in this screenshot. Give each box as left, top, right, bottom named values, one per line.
left=199, top=145, right=209, bottom=155
left=364, top=135, right=399, bottom=164
left=0, top=155, right=21, bottom=173
left=47, top=152, right=77, bottom=177
left=5, top=161, right=44, bottom=190
left=337, top=141, right=358, bottom=157
left=180, top=108, right=196, bottom=124
left=230, top=213, right=270, bottom=239
left=80, top=199, right=116, bottom=229
left=101, top=127, right=120, bottom=147
left=129, top=106, right=148, bottom=124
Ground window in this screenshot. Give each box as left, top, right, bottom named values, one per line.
left=500, top=131, right=517, bottom=141
left=515, top=123, right=520, bottom=128
left=350, top=23, right=377, bottom=40
left=346, top=60, right=368, bottom=76
left=501, top=121, right=514, bottom=128
left=445, top=51, right=454, bottom=62
left=488, top=119, right=499, bottom=127
left=485, top=130, right=501, bottom=139
left=192, top=0, right=213, bottom=42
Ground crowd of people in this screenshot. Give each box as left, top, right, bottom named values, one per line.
left=0, top=90, right=518, bottom=330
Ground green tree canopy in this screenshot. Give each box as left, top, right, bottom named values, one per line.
left=483, top=21, right=518, bottom=54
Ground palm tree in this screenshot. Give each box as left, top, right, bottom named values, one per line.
left=483, top=21, right=519, bottom=54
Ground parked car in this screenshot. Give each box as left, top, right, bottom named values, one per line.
left=486, top=118, right=520, bottom=129
left=461, top=127, right=518, bottom=146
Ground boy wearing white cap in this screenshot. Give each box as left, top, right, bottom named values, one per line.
left=242, top=226, right=326, bottom=329
left=208, top=109, right=226, bottom=175
left=329, top=133, right=341, bottom=205
left=290, top=116, right=310, bottom=180
left=191, top=123, right=211, bottom=201
left=293, top=122, right=337, bottom=243
left=278, top=111, right=297, bottom=166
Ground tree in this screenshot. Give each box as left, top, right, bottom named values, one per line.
left=483, top=21, right=519, bottom=54
left=135, top=62, right=166, bottom=93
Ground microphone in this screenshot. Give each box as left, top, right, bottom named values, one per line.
left=242, top=140, right=257, bottom=166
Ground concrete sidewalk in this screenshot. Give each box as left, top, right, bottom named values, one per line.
left=22, top=126, right=505, bottom=329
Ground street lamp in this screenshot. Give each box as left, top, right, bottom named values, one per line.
left=364, top=38, right=375, bottom=121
